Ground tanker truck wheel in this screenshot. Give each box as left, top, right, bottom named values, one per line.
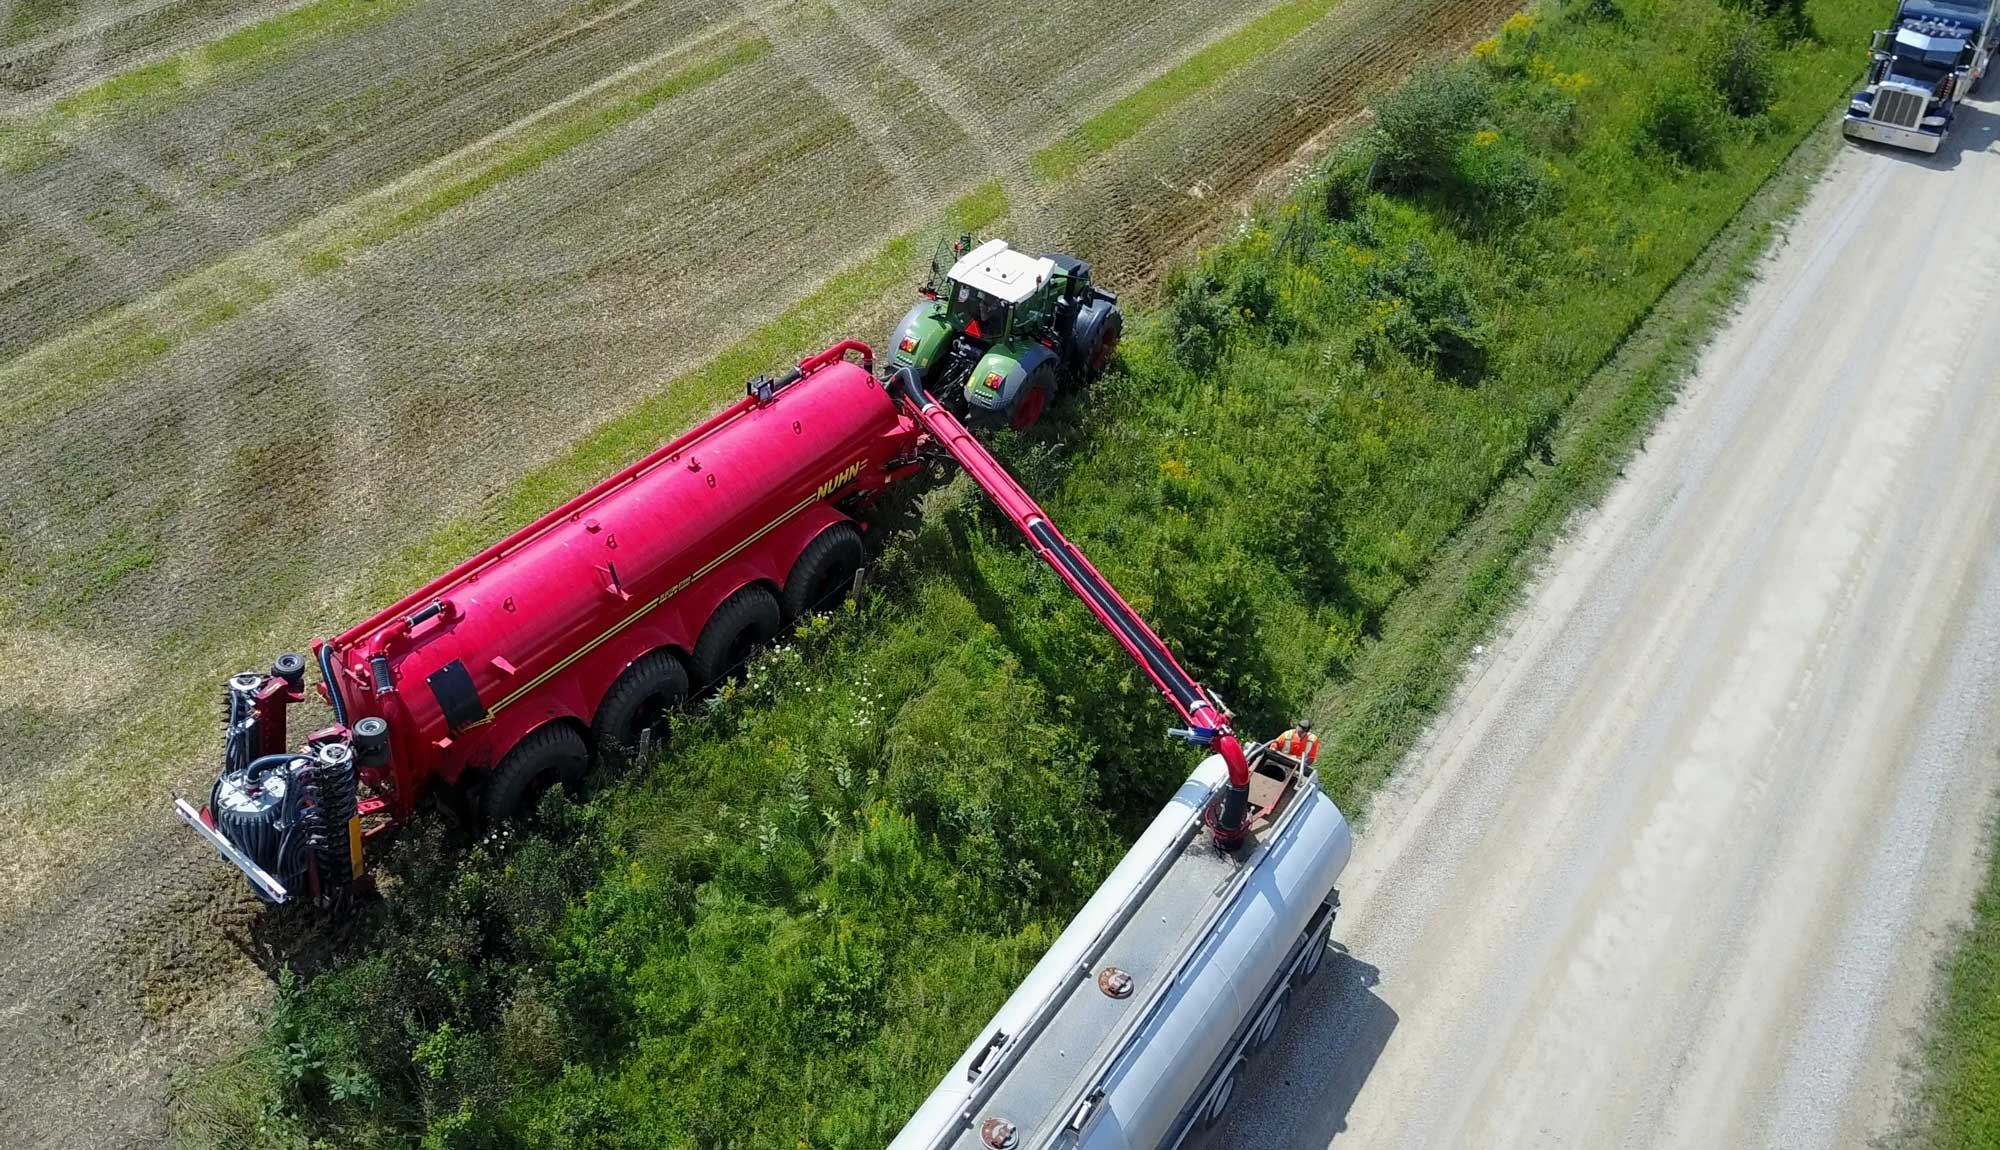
left=486, top=723, right=588, bottom=824
left=1249, top=987, right=1291, bottom=1052
left=593, top=650, right=689, bottom=764
left=690, top=583, right=781, bottom=686
left=781, top=524, right=865, bottom=621
left=1199, top=1059, right=1242, bottom=1131
left=1295, top=913, right=1334, bottom=985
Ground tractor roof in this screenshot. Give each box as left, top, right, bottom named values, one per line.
left=947, top=239, right=1056, bottom=306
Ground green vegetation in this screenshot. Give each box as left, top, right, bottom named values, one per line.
left=1911, top=835, right=2000, bottom=1149
left=1031, top=0, right=1347, bottom=181
left=306, top=38, right=774, bottom=271
left=174, top=1, right=1878, bottom=1147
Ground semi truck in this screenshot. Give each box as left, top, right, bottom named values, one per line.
left=1844, top=0, right=1995, bottom=153
left=175, top=324, right=1352, bottom=1137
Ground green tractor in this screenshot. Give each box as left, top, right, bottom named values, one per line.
left=888, top=237, right=1123, bottom=430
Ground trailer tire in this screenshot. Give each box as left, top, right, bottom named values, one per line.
left=592, top=650, right=688, bottom=764
left=1250, top=987, right=1291, bottom=1052
left=781, top=524, right=865, bottom=621
left=486, top=723, right=588, bottom=824
left=1295, top=913, right=1334, bottom=985
left=1199, top=1060, right=1242, bottom=1131
left=690, top=583, right=781, bottom=685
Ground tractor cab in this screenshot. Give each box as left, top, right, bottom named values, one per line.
left=944, top=239, right=1057, bottom=342
left=891, top=236, right=1123, bottom=431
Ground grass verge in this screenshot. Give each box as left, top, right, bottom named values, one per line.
left=1031, top=0, right=1348, bottom=182
left=171, top=2, right=1877, bottom=1146
left=1906, top=824, right=2000, bottom=1149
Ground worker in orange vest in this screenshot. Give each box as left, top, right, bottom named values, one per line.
left=1270, top=719, right=1319, bottom=764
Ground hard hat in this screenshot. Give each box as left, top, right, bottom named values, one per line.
left=1296, top=719, right=1313, bottom=734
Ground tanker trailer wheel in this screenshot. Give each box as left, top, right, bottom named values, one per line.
left=486, top=723, right=589, bottom=824
left=1249, top=987, right=1291, bottom=1053
left=1010, top=361, right=1058, bottom=430
left=690, top=583, right=781, bottom=686
left=1199, top=1059, right=1243, bottom=1131
left=592, top=650, right=689, bottom=764
left=781, top=523, right=865, bottom=621
left=1295, top=913, right=1334, bottom=985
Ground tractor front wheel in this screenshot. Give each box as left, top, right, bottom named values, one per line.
left=1011, top=362, right=1058, bottom=430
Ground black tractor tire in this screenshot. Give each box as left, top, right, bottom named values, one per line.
left=1010, top=360, right=1059, bottom=430
left=781, top=523, right=866, bottom=621
left=486, top=723, right=589, bottom=824
left=1068, top=299, right=1124, bottom=384
left=592, top=649, right=689, bottom=763
left=689, top=583, right=781, bottom=685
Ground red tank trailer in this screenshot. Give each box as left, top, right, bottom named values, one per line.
left=176, top=342, right=925, bottom=904
left=177, top=332, right=1257, bottom=909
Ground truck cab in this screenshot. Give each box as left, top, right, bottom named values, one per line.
left=1845, top=0, right=1995, bottom=153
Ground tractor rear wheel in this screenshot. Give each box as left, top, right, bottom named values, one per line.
left=592, top=649, right=688, bottom=764
left=1010, top=361, right=1058, bottom=430
left=1088, top=307, right=1123, bottom=378
left=782, top=523, right=865, bottom=621
left=690, top=583, right=781, bottom=685
left=486, top=723, right=588, bottom=824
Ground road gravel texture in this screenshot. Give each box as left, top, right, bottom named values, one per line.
left=1217, top=101, right=2000, bottom=1149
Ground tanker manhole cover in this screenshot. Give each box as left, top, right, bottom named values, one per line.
left=1097, top=966, right=1134, bottom=999
left=981, top=1117, right=1019, bottom=1148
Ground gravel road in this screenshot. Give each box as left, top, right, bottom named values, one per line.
left=1222, top=101, right=2000, bottom=1149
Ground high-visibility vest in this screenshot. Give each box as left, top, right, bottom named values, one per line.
left=1273, top=728, right=1319, bottom=763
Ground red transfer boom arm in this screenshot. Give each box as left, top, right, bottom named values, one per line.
left=888, top=367, right=1253, bottom=848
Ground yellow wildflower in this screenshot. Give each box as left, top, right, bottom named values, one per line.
left=1472, top=37, right=1500, bottom=60
left=1474, top=129, right=1500, bottom=148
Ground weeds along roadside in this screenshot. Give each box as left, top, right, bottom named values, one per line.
left=168, top=1, right=1881, bottom=1146
left=1908, top=821, right=2000, bottom=1150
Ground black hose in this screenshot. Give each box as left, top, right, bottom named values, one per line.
left=318, top=644, right=349, bottom=727
left=239, top=752, right=304, bottom=782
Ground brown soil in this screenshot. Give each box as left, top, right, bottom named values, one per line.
left=0, top=2, right=1513, bottom=1144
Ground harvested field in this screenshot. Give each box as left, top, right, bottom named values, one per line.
left=0, top=0, right=1512, bottom=1143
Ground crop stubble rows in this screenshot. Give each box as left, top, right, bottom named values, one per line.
left=0, top=0, right=1508, bottom=1143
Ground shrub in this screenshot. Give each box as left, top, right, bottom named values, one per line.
left=1708, top=17, right=1777, bottom=117
left=1320, top=146, right=1376, bottom=220
left=1460, top=135, right=1554, bottom=220
left=1732, top=0, right=1811, bottom=40
left=1168, top=274, right=1232, bottom=375
left=1371, top=63, right=1493, bottom=193
left=1357, top=240, right=1492, bottom=384
left=1636, top=78, right=1726, bottom=168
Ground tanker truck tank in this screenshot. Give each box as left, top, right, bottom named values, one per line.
left=891, top=747, right=1352, bottom=1149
